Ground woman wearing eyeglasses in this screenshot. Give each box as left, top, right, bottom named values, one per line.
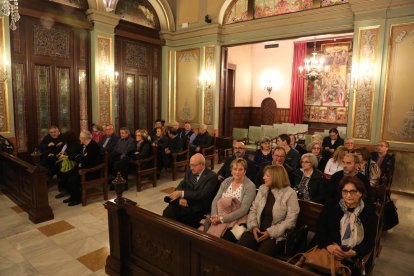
left=291, top=153, right=325, bottom=204
left=314, top=176, right=377, bottom=274
left=307, top=141, right=327, bottom=171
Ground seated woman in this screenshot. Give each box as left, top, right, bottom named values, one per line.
left=91, top=123, right=105, bottom=143
left=324, top=145, right=348, bottom=179
left=314, top=176, right=377, bottom=274
left=114, top=129, right=151, bottom=189
left=355, top=148, right=381, bottom=187
left=208, top=158, right=256, bottom=242
left=253, top=137, right=273, bottom=169
left=307, top=141, right=326, bottom=171
left=238, top=165, right=299, bottom=256
left=291, top=153, right=325, bottom=204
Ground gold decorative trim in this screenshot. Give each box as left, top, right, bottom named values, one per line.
left=97, top=36, right=112, bottom=125
left=203, top=46, right=215, bottom=125
left=352, top=26, right=379, bottom=140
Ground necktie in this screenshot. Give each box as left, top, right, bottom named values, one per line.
left=82, top=145, right=86, bottom=155
left=191, top=174, right=199, bottom=187
left=102, top=137, right=110, bottom=148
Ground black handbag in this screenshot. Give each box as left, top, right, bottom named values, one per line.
left=284, top=225, right=309, bottom=257
left=383, top=195, right=399, bottom=231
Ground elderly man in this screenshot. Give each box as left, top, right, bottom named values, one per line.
left=64, top=130, right=102, bottom=206
left=163, top=153, right=218, bottom=228
left=371, top=140, right=395, bottom=183
left=344, top=137, right=355, bottom=153
left=171, top=121, right=185, bottom=143
left=99, top=124, right=119, bottom=154
left=328, top=153, right=372, bottom=205
left=190, top=124, right=213, bottom=156
left=158, top=128, right=183, bottom=172
left=109, top=127, right=135, bottom=188
left=277, top=134, right=300, bottom=169
left=184, top=122, right=196, bottom=144
left=39, top=125, right=64, bottom=175
left=217, top=141, right=256, bottom=182
left=255, top=146, right=294, bottom=187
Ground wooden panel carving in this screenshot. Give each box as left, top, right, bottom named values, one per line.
left=176, top=49, right=200, bottom=123
left=229, top=107, right=290, bottom=132
left=34, top=25, right=70, bottom=59
left=261, top=97, right=277, bottom=125
left=352, top=27, right=379, bottom=139
left=126, top=42, right=147, bottom=70
left=382, top=23, right=414, bottom=144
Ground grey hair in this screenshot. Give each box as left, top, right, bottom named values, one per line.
left=301, top=153, right=318, bottom=169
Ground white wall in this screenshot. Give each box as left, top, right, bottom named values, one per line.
left=228, top=39, right=294, bottom=108
left=227, top=44, right=252, bottom=107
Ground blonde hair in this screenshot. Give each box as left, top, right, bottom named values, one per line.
left=135, top=129, right=149, bottom=140
left=263, top=164, right=290, bottom=189
left=332, top=146, right=348, bottom=163
left=230, top=157, right=247, bottom=171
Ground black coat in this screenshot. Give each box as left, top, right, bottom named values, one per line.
left=371, top=152, right=395, bottom=181
left=39, top=133, right=64, bottom=158
left=218, top=155, right=257, bottom=184
left=322, top=136, right=344, bottom=159
left=291, top=169, right=326, bottom=204
left=314, top=202, right=377, bottom=258
left=99, top=134, right=119, bottom=154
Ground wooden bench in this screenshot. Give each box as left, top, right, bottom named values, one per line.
left=104, top=195, right=318, bottom=276
left=0, top=152, right=54, bottom=223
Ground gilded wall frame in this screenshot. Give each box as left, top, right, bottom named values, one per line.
left=382, top=23, right=414, bottom=144
left=175, top=48, right=200, bottom=123
left=203, top=46, right=215, bottom=125
left=352, top=26, right=379, bottom=140
left=97, top=36, right=111, bottom=125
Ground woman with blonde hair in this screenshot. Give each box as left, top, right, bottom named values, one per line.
left=238, top=165, right=299, bottom=256
left=324, top=145, right=348, bottom=179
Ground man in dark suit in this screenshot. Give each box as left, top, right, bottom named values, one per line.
left=159, top=128, right=183, bottom=171
left=65, top=130, right=102, bottom=206
left=163, top=153, right=218, bottom=228
left=217, top=141, right=256, bottom=183
left=99, top=124, right=119, bottom=154
left=190, top=124, right=213, bottom=156
left=38, top=125, right=64, bottom=176
left=277, top=134, right=300, bottom=169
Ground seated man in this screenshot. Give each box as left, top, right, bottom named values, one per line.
left=171, top=121, right=186, bottom=144
left=110, top=127, right=135, bottom=186
left=99, top=124, right=119, bottom=154
left=158, top=128, right=183, bottom=172
left=190, top=124, right=213, bottom=156
left=255, top=146, right=294, bottom=187
left=65, top=130, right=102, bottom=206
left=328, top=153, right=372, bottom=205
left=217, top=142, right=256, bottom=183
left=371, top=140, right=395, bottom=184
left=184, top=122, right=196, bottom=144
left=277, top=134, right=300, bottom=169
left=39, top=125, right=64, bottom=176
left=289, top=134, right=307, bottom=157
left=163, top=153, right=218, bottom=228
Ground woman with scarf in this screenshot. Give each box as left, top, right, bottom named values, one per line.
left=314, top=176, right=377, bottom=274
left=208, top=158, right=256, bottom=242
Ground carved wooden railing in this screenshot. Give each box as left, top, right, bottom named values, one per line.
left=0, top=152, right=54, bottom=223
left=104, top=191, right=318, bottom=276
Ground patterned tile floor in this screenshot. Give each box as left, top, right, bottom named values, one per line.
left=0, top=165, right=413, bottom=275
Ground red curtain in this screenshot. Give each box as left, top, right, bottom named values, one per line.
left=289, top=42, right=307, bottom=124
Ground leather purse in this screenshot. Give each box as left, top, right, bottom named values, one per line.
left=284, top=225, right=309, bottom=257
left=289, top=246, right=351, bottom=276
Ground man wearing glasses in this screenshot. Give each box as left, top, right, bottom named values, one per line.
left=217, top=142, right=256, bottom=183
left=328, top=153, right=372, bottom=205
left=163, top=153, right=218, bottom=228
left=98, top=124, right=119, bottom=154
left=371, top=140, right=395, bottom=184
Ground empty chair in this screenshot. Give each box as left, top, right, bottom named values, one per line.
left=232, top=128, right=249, bottom=143
left=79, top=153, right=108, bottom=206
left=135, top=146, right=157, bottom=192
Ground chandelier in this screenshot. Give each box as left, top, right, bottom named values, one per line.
left=1, top=0, right=20, bottom=30
left=298, top=41, right=329, bottom=82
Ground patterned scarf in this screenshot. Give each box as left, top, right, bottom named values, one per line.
left=339, top=199, right=365, bottom=248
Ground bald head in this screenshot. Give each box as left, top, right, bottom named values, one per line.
left=189, top=153, right=206, bottom=174
left=233, top=142, right=246, bottom=158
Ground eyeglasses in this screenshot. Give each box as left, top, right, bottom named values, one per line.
left=190, top=163, right=201, bottom=167
left=234, top=147, right=245, bottom=150
left=312, top=147, right=321, bottom=150
left=377, top=144, right=386, bottom=147
left=273, top=155, right=285, bottom=158
left=301, top=161, right=311, bottom=163
left=341, top=189, right=359, bottom=196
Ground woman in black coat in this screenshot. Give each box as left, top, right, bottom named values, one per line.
left=291, top=153, right=325, bottom=204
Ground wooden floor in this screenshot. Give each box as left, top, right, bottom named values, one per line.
left=0, top=166, right=413, bottom=275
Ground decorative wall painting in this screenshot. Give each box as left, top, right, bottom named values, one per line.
left=320, top=0, right=349, bottom=7
left=255, top=0, right=313, bottom=18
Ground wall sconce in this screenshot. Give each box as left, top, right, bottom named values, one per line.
left=102, top=0, right=119, bottom=12
left=198, top=70, right=214, bottom=89
left=263, top=79, right=273, bottom=94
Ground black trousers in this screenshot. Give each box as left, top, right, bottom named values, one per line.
left=163, top=203, right=203, bottom=229
left=238, top=231, right=285, bottom=257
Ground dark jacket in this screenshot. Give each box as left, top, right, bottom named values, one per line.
left=99, top=134, right=119, bottom=154
left=77, top=140, right=102, bottom=169
left=322, top=136, right=344, bottom=159
left=131, top=140, right=152, bottom=161
left=166, top=135, right=183, bottom=154
left=291, top=169, right=325, bottom=204
left=192, top=131, right=213, bottom=149
left=176, top=168, right=218, bottom=215
left=314, top=201, right=377, bottom=258
left=286, top=148, right=300, bottom=169
left=371, top=152, right=395, bottom=181
left=39, top=133, right=64, bottom=158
